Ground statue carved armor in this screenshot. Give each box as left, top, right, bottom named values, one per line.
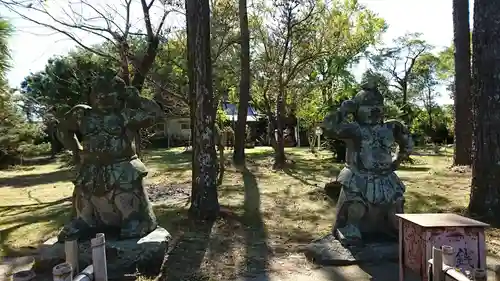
left=57, top=73, right=165, bottom=241
left=323, top=83, right=413, bottom=244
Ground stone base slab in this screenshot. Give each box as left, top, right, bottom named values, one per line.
left=34, top=227, right=171, bottom=279
left=304, top=234, right=398, bottom=266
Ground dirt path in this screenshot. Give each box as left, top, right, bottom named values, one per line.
left=2, top=255, right=500, bottom=281
left=244, top=255, right=500, bottom=281
left=241, top=262, right=420, bottom=281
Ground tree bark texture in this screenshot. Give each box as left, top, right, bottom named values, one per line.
left=185, top=0, right=220, bottom=219
left=233, top=0, right=251, bottom=166
left=453, top=0, right=473, bottom=166
left=274, top=86, right=286, bottom=169
left=468, top=0, right=500, bottom=221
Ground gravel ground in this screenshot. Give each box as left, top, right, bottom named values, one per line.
left=146, top=182, right=190, bottom=204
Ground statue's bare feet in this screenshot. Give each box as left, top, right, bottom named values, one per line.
left=120, top=220, right=147, bottom=239
left=337, top=224, right=363, bottom=246
left=57, top=218, right=92, bottom=242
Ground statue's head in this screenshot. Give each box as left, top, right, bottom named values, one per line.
left=353, top=82, right=384, bottom=125
left=91, top=72, right=126, bottom=111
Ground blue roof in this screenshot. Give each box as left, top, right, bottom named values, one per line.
left=222, top=103, right=258, bottom=117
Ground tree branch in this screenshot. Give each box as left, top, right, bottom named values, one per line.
left=0, top=1, right=118, bottom=61
left=140, top=0, right=154, bottom=38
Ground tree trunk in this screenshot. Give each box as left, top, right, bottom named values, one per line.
left=468, top=0, right=500, bottom=221
left=185, top=0, right=220, bottom=220
left=274, top=86, right=286, bottom=169
left=428, top=108, right=432, bottom=130
left=118, top=40, right=131, bottom=85
left=215, top=123, right=225, bottom=186
left=233, top=0, right=251, bottom=166
left=130, top=37, right=160, bottom=159
left=267, top=116, right=276, bottom=148
left=131, top=37, right=160, bottom=92
left=427, top=89, right=433, bottom=130
left=452, top=0, right=473, bottom=166
left=402, top=82, right=409, bottom=125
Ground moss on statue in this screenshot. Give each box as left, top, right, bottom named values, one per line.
left=57, top=72, right=166, bottom=242
left=322, top=82, right=413, bottom=245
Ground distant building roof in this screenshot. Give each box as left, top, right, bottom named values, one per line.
left=222, top=103, right=259, bottom=122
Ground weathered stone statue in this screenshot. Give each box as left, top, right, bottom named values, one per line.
left=57, top=74, right=165, bottom=242
left=323, top=83, right=413, bottom=245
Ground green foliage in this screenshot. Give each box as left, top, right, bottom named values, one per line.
left=0, top=18, right=50, bottom=165
left=216, top=105, right=229, bottom=125
left=308, top=0, right=387, bottom=105
left=8, top=0, right=460, bottom=155
left=436, top=45, right=455, bottom=96
left=211, top=0, right=240, bottom=101
left=369, top=32, right=432, bottom=108
left=17, top=142, right=51, bottom=157
left=296, top=88, right=328, bottom=130
left=0, top=18, right=12, bottom=90
left=20, top=49, right=113, bottom=118
left=0, top=91, right=49, bottom=163
left=411, top=106, right=453, bottom=144
left=411, top=53, right=440, bottom=91
left=410, top=53, right=441, bottom=114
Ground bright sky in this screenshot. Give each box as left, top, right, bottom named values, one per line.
left=4, top=0, right=474, bottom=105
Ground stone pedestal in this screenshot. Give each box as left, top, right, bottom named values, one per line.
left=304, top=234, right=398, bottom=266
left=34, top=227, right=171, bottom=279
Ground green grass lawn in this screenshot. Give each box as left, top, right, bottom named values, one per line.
left=0, top=146, right=494, bottom=280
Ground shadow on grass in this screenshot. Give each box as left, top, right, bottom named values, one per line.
left=405, top=191, right=465, bottom=214
left=0, top=202, right=70, bottom=257
left=413, top=151, right=453, bottom=157
left=157, top=216, right=215, bottom=281
left=282, top=154, right=341, bottom=187
left=240, top=167, right=271, bottom=280
left=398, top=165, right=431, bottom=172
left=319, top=255, right=421, bottom=281
left=283, top=167, right=318, bottom=187
left=0, top=169, right=72, bottom=189
left=20, top=156, right=57, bottom=166
left=245, top=149, right=275, bottom=162
left=358, top=263, right=420, bottom=281
left=0, top=197, right=71, bottom=217
left=144, top=149, right=192, bottom=166
left=432, top=169, right=471, bottom=178
left=0, top=156, right=57, bottom=170
left=144, top=149, right=193, bottom=176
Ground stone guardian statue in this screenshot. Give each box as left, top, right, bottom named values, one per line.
left=322, top=83, right=413, bottom=245
left=57, top=73, right=165, bottom=241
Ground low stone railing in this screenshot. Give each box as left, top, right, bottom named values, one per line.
left=52, top=233, right=108, bottom=281
left=428, top=245, right=491, bottom=281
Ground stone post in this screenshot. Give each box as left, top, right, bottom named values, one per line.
left=53, top=262, right=73, bottom=281
left=65, top=240, right=79, bottom=275
left=91, top=233, right=108, bottom=281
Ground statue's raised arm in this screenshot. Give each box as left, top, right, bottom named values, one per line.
left=328, top=82, right=411, bottom=246
left=57, top=104, right=91, bottom=165
left=386, top=119, right=414, bottom=171
left=120, top=86, right=166, bottom=130
left=57, top=73, right=161, bottom=242
left=322, top=100, right=359, bottom=141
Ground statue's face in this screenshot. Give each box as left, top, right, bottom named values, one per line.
left=356, top=105, right=384, bottom=125
left=95, top=91, right=118, bottom=110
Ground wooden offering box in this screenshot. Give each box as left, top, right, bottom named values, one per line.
left=396, top=213, right=489, bottom=281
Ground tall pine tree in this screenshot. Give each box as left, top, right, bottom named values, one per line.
left=468, top=0, right=500, bottom=221
left=233, top=0, right=251, bottom=166
left=452, top=0, right=473, bottom=166
left=185, top=0, right=220, bottom=219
